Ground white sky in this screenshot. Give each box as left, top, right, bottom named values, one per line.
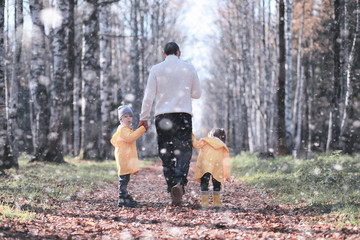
left=178, top=0, right=219, bottom=134
left=179, top=0, right=219, bottom=79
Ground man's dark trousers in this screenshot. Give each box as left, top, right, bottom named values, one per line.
left=155, top=113, right=192, bottom=192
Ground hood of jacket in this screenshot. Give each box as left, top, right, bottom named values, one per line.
left=201, top=137, right=229, bottom=152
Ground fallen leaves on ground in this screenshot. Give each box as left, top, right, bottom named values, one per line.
left=1, top=161, right=360, bottom=239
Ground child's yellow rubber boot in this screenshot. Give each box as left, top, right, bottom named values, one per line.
left=200, top=191, right=209, bottom=207
left=213, top=191, right=222, bottom=207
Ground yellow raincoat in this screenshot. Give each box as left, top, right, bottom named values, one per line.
left=111, top=125, right=146, bottom=176
left=192, top=134, right=231, bottom=184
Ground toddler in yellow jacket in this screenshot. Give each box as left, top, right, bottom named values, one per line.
left=111, top=105, right=146, bottom=208
left=192, top=128, right=231, bottom=207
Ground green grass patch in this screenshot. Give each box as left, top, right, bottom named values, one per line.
left=0, top=204, right=35, bottom=222
left=232, top=151, right=360, bottom=225
left=0, top=153, right=155, bottom=221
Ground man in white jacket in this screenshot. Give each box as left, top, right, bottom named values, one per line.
left=138, top=42, right=201, bottom=206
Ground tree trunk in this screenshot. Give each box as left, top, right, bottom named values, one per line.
left=73, top=0, right=82, bottom=157
left=242, top=1, right=254, bottom=152
left=99, top=1, right=112, bottom=159
left=8, top=0, right=23, bottom=162
left=327, top=0, right=342, bottom=152
left=340, top=0, right=359, bottom=151
left=295, top=66, right=304, bottom=151
left=0, top=0, right=16, bottom=170
left=307, top=35, right=315, bottom=153
left=29, top=0, right=51, bottom=162
left=294, top=0, right=305, bottom=152
left=82, top=0, right=101, bottom=160
left=285, top=0, right=293, bottom=150
left=277, top=0, right=287, bottom=155
left=129, top=0, right=141, bottom=126
left=63, top=0, right=76, bottom=156
left=263, top=0, right=271, bottom=152
left=269, top=0, right=278, bottom=151
left=45, top=0, right=69, bottom=163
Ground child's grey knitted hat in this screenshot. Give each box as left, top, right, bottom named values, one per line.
left=118, top=105, right=133, bottom=120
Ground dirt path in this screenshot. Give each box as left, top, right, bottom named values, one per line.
left=2, top=161, right=360, bottom=239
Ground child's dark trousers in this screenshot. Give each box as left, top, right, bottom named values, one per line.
left=200, top=172, right=221, bottom=192
left=118, top=174, right=130, bottom=197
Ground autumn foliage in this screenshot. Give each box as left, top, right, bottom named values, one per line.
left=1, top=156, right=360, bottom=239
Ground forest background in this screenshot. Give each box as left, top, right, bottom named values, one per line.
left=0, top=0, right=359, bottom=169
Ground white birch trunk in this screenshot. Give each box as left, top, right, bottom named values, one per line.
left=295, top=66, right=304, bottom=151
left=82, top=0, right=100, bottom=160
left=73, top=2, right=82, bottom=157
left=293, top=0, right=305, bottom=152
left=285, top=0, right=294, bottom=147
left=8, top=0, right=23, bottom=160
left=115, top=19, right=126, bottom=102
left=0, top=0, right=15, bottom=169
left=48, top=0, right=69, bottom=163
left=253, top=1, right=263, bottom=152
left=340, top=0, right=359, bottom=147
left=129, top=0, right=141, bottom=126
left=29, top=0, right=51, bottom=162
left=99, top=2, right=112, bottom=159
left=342, top=0, right=349, bottom=115
left=262, top=0, right=271, bottom=152
left=269, top=0, right=278, bottom=151
left=241, top=1, right=254, bottom=152
left=307, top=35, right=314, bottom=153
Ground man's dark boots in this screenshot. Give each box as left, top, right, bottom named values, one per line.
left=171, top=183, right=184, bottom=206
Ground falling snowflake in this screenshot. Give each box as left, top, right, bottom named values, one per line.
left=40, top=8, right=63, bottom=29
left=125, top=94, right=135, bottom=102
left=158, top=118, right=173, bottom=130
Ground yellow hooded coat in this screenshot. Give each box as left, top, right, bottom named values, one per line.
left=111, top=125, right=146, bottom=176
left=192, top=134, right=231, bottom=184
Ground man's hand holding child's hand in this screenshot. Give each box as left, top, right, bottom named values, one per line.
left=138, top=120, right=148, bottom=131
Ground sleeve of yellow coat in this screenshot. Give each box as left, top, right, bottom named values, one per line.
left=223, top=150, right=231, bottom=180
left=192, top=133, right=205, bottom=149
left=111, top=126, right=146, bottom=147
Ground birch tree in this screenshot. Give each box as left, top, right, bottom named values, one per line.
left=73, top=1, right=83, bottom=157
left=262, top=0, right=272, bottom=152
left=285, top=0, right=293, bottom=150
left=239, top=0, right=254, bottom=152
left=293, top=0, right=305, bottom=152
left=129, top=0, right=141, bottom=126
left=82, top=0, right=101, bottom=160
left=46, top=0, right=69, bottom=163
left=8, top=0, right=23, bottom=162
left=327, top=0, right=342, bottom=152
left=307, top=35, right=314, bottom=153
left=340, top=0, right=360, bottom=149
left=232, top=0, right=246, bottom=154
left=268, top=0, right=278, bottom=151
left=99, top=1, right=112, bottom=159
left=0, top=0, right=16, bottom=170
left=29, top=0, right=51, bottom=162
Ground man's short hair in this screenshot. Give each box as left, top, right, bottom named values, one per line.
left=163, top=42, right=180, bottom=55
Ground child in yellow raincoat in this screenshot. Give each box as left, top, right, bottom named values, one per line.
left=111, top=105, right=146, bottom=207
left=192, top=128, right=231, bottom=207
